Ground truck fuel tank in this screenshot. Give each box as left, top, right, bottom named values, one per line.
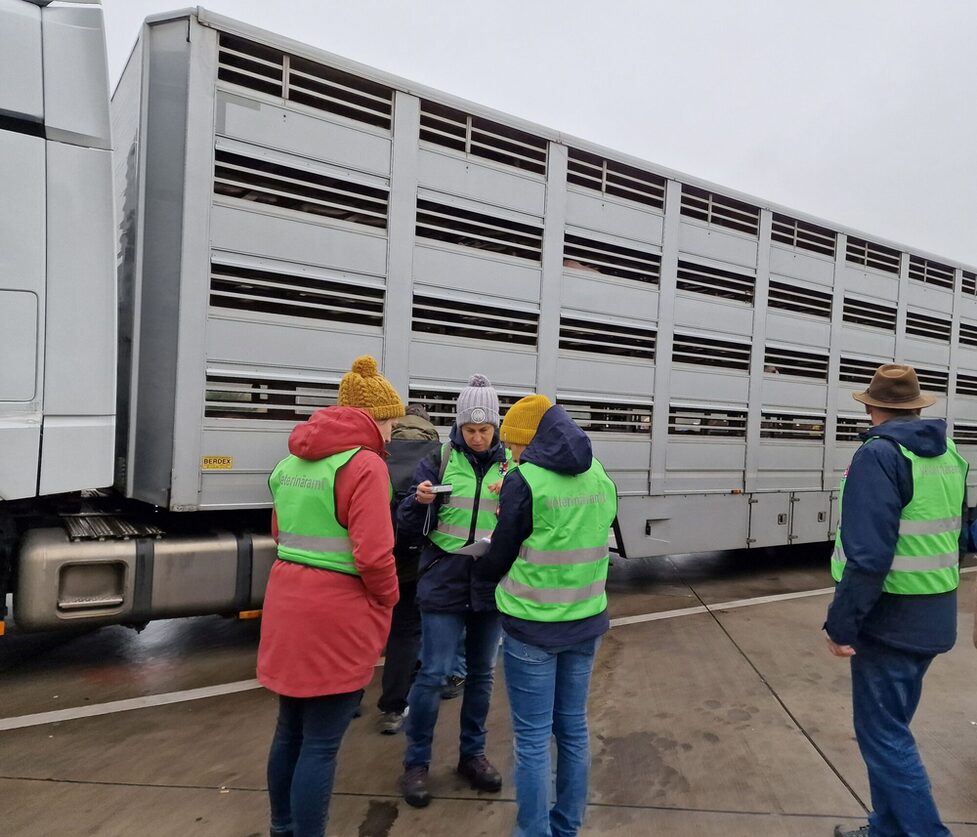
left=14, top=527, right=276, bottom=631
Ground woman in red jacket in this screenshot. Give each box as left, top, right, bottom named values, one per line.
left=258, top=356, right=403, bottom=837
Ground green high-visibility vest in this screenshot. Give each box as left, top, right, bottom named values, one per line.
left=832, top=437, right=968, bottom=595
left=428, top=446, right=511, bottom=553
left=269, top=447, right=362, bottom=575
left=496, top=458, right=617, bottom=622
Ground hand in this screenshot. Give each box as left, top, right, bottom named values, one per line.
left=415, top=480, right=436, bottom=505
left=487, top=480, right=504, bottom=495
left=825, top=636, right=856, bottom=657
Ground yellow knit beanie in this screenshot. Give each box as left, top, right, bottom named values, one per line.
left=338, top=355, right=405, bottom=420
left=500, top=395, right=552, bottom=446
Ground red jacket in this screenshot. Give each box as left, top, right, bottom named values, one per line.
left=257, top=407, right=399, bottom=697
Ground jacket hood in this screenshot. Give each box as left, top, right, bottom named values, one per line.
left=288, top=406, right=385, bottom=460
left=391, top=414, right=439, bottom=441
left=520, top=405, right=593, bottom=475
left=862, top=416, right=947, bottom=458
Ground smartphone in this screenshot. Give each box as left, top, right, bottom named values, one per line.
left=429, top=484, right=453, bottom=494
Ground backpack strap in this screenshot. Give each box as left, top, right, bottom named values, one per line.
left=437, top=440, right=453, bottom=484
left=423, top=441, right=454, bottom=537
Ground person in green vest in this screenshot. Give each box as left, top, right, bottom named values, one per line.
left=826, top=363, right=968, bottom=837
left=474, top=395, right=617, bottom=837
left=258, top=355, right=404, bottom=837
left=397, top=375, right=511, bottom=808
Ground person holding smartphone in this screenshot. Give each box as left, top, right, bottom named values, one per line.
left=396, top=374, right=511, bottom=808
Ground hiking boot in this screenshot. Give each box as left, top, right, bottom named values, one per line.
left=457, top=754, right=502, bottom=792
left=377, top=709, right=407, bottom=735
left=833, top=826, right=870, bottom=837
left=400, top=765, right=432, bottom=808
left=441, top=674, right=465, bottom=700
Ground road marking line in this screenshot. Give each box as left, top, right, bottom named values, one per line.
left=3, top=567, right=974, bottom=731
left=609, top=565, right=977, bottom=629
left=609, top=586, right=834, bottom=628
left=0, top=680, right=262, bottom=732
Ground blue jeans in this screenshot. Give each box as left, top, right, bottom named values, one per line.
left=503, top=634, right=600, bottom=837
left=404, top=610, right=501, bottom=767
left=851, top=637, right=950, bottom=837
left=267, top=690, right=362, bottom=837
left=451, top=629, right=468, bottom=680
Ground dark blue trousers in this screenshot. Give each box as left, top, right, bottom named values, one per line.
left=267, top=690, right=362, bottom=837
left=851, top=637, right=950, bottom=837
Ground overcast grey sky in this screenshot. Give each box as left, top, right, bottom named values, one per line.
left=103, top=1, right=977, bottom=267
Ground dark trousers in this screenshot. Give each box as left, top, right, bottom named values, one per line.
left=851, top=637, right=950, bottom=837
left=378, top=579, right=421, bottom=714
left=267, top=690, right=362, bottom=837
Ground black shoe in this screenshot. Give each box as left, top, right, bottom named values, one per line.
left=833, top=826, right=870, bottom=837
left=457, top=754, right=502, bottom=792
left=400, top=764, right=432, bottom=808
left=441, top=674, right=465, bottom=700
left=270, top=830, right=293, bottom=837
left=377, top=709, right=407, bottom=735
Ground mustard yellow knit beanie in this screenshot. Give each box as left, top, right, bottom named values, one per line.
left=500, top=395, right=552, bottom=446
left=338, top=355, right=405, bottom=420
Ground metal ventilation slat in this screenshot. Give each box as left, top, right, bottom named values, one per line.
left=959, top=320, right=977, bottom=347
left=953, top=422, right=977, bottom=444
left=419, top=100, right=547, bottom=176
left=205, top=374, right=338, bottom=421
left=846, top=237, right=901, bottom=275
left=217, top=33, right=393, bottom=130
left=914, top=368, right=949, bottom=394
left=672, top=333, right=751, bottom=371
left=955, top=373, right=977, bottom=396
left=411, top=294, right=538, bottom=346
left=908, top=255, right=954, bottom=289
left=668, top=405, right=748, bottom=437
left=680, top=186, right=760, bottom=236
left=558, top=316, right=656, bottom=360
left=836, top=415, right=870, bottom=442
left=770, top=213, right=836, bottom=257
left=839, top=356, right=886, bottom=386
left=763, top=346, right=829, bottom=380
left=842, top=296, right=897, bottom=332
left=567, top=147, right=665, bottom=210
left=563, top=233, right=661, bottom=284
left=209, top=263, right=384, bottom=326
left=213, top=150, right=389, bottom=228
left=905, top=309, right=951, bottom=343
left=676, top=260, right=755, bottom=304
left=559, top=399, right=652, bottom=434
left=767, top=280, right=833, bottom=319
left=760, top=413, right=825, bottom=440
left=415, top=199, right=543, bottom=261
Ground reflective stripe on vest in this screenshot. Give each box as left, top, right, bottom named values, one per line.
left=831, top=436, right=967, bottom=595
left=269, top=447, right=361, bottom=575
left=428, top=447, right=510, bottom=553
left=496, top=458, right=617, bottom=622
left=276, top=532, right=353, bottom=553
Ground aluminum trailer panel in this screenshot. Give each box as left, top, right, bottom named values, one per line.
left=112, top=8, right=977, bottom=560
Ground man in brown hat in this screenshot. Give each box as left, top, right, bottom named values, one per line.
left=826, top=363, right=968, bottom=837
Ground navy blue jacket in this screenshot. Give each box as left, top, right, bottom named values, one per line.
left=825, top=417, right=967, bottom=654
left=396, top=424, right=508, bottom=612
left=473, top=405, right=612, bottom=649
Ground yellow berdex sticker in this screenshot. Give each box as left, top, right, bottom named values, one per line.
left=201, top=456, right=234, bottom=470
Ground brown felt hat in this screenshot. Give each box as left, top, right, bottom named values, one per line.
left=852, top=363, right=936, bottom=410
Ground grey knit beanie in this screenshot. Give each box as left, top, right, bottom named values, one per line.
left=455, top=374, right=500, bottom=427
